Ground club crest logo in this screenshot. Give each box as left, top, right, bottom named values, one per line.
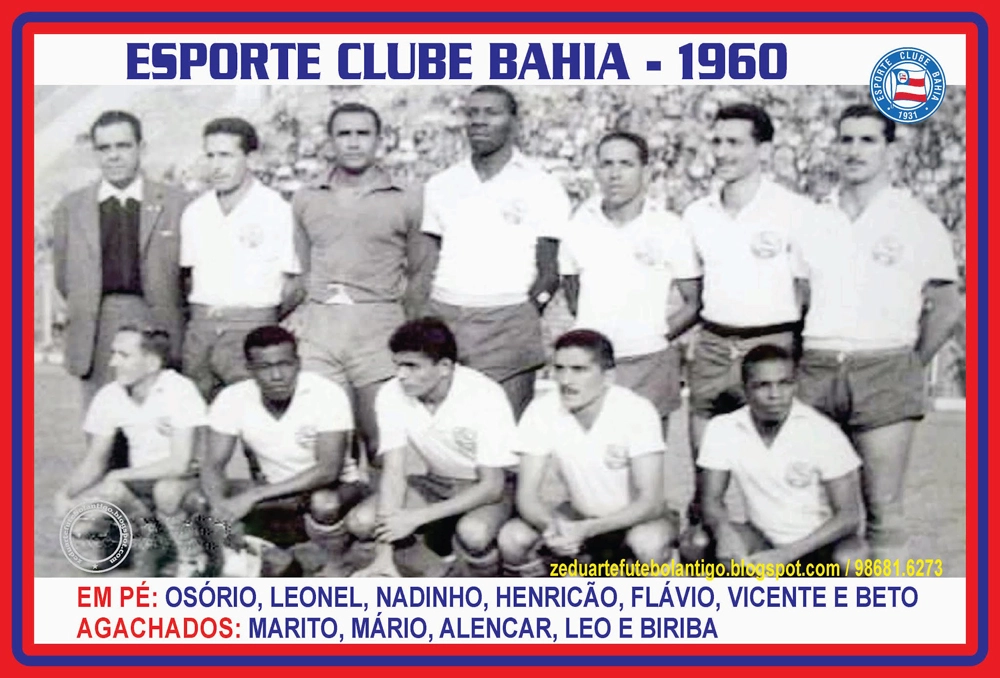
left=870, top=48, right=946, bottom=124
left=749, top=231, right=785, bottom=259
left=872, top=235, right=904, bottom=266
left=453, top=427, right=478, bottom=458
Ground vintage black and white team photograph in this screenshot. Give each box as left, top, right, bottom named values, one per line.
left=32, top=82, right=967, bottom=579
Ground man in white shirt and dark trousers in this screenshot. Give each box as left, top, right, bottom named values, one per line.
left=796, top=105, right=964, bottom=562
left=499, top=330, right=676, bottom=576
left=421, top=86, right=571, bottom=417
left=560, top=131, right=702, bottom=432
left=55, top=325, right=209, bottom=576
left=199, top=325, right=366, bottom=576
left=347, top=318, right=519, bottom=578
left=180, top=118, right=301, bottom=401
left=696, top=344, right=869, bottom=573
left=681, top=103, right=815, bottom=531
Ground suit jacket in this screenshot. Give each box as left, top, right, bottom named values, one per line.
left=51, top=176, right=188, bottom=377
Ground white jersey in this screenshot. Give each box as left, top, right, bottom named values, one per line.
left=208, top=372, right=359, bottom=484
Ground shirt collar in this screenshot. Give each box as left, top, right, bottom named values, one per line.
left=317, top=165, right=401, bottom=193
left=461, top=147, right=529, bottom=182
left=734, top=399, right=809, bottom=435
left=98, top=176, right=144, bottom=204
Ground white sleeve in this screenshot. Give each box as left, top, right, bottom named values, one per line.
left=535, top=172, right=572, bottom=241
left=314, top=378, right=355, bottom=433
left=276, top=197, right=302, bottom=275
left=375, top=382, right=408, bottom=454
left=626, top=396, right=666, bottom=458
left=178, top=203, right=198, bottom=268
left=680, top=206, right=706, bottom=277
left=208, top=386, right=242, bottom=436
left=474, top=386, right=520, bottom=468
left=515, top=399, right=551, bottom=456
left=170, top=378, right=208, bottom=429
left=81, top=387, right=120, bottom=437
left=696, top=418, right=732, bottom=471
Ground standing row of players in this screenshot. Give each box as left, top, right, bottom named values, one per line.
left=51, top=85, right=963, bottom=577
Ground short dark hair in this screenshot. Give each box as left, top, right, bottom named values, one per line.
left=715, top=102, right=775, bottom=143
left=388, top=317, right=458, bottom=363
left=116, top=324, right=171, bottom=366
left=469, top=85, right=519, bottom=116
left=243, top=325, right=298, bottom=361
left=838, top=103, right=896, bottom=143
left=741, top=344, right=796, bottom=385
left=327, top=102, right=382, bottom=136
left=203, top=117, right=259, bottom=154
left=597, top=131, right=650, bottom=165
left=554, top=329, right=616, bottom=370
left=91, top=110, right=142, bottom=144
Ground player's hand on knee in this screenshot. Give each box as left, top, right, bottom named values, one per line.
left=715, top=524, right=750, bottom=561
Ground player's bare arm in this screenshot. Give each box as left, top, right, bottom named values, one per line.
left=55, top=432, right=116, bottom=512
left=700, top=467, right=749, bottom=559
left=748, top=470, right=863, bottom=566
left=667, top=278, right=704, bottom=341
left=243, top=430, right=348, bottom=506
left=916, top=280, right=965, bottom=365
left=529, top=237, right=560, bottom=312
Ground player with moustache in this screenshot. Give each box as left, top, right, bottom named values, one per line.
left=291, top=102, right=435, bottom=470
left=421, top=85, right=571, bottom=418
left=795, top=105, right=964, bottom=561
left=180, top=118, right=302, bottom=401
left=560, top=131, right=702, bottom=435
left=55, top=326, right=209, bottom=576
left=696, top=344, right=870, bottom=574
left=498, top=330, right=676, bottom=577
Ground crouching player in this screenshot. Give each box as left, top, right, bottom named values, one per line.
left=348, top=317, right=519, bottom=578
left=198, top=325, right=367, bottom=576
left=54, top=325, right=209, bottom=576
left=696, top=344, right=869, bottom=574
left=498, top=330, right=677, bottom=577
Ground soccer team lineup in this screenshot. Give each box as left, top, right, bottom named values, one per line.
left=35, top=34, right=965, bottom=590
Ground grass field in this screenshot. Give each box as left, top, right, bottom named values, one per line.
left=32, top=362, right=967, bottom=577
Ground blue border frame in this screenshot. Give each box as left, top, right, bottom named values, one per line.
left=11, top=10, right=988, bottom=667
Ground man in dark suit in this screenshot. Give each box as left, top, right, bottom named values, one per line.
left=52, top=110, right=188, bottom=405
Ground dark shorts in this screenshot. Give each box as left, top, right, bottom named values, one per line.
left=226, top=479, right=369, bottom=548
left=183, top=306, right=277, bottom=400
left=297, top=302, right=405, bottom=388
left=688, top=324, right=798, bottom=418
left=406, top=472, right=515, bottom=556
left=616, top=347, right=683, bottom=417
left=797, top=348, right=926, bottom=432
left=427, top=299, right=546, bottom=383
